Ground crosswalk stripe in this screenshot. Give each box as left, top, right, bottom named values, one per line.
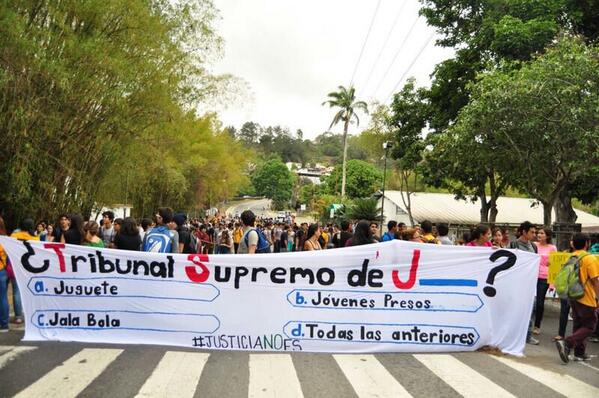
left=414, top=354, right=515, bottom=398
left=14, top=348, right=122, bottom=398
left=135, top=351, right=209, bottom=397
left=333, top=354, right=412, bottom=398
left=249, top=354, right=303, bottom=398
left=0, top=346, right=37, bottom=369
left=491, top=355, right=599, bottom=397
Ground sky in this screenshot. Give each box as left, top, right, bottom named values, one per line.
left=211, top=0, right=454, bottom=139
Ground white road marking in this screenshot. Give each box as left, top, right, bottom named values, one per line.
left=135, top=351, right=209, bottom=397
left=492, top=355, right=599, bottom=397
left=333, top=354, right=412, bottom=398
left=415, top=354, right=515, bottom=398
left=14, top=348, right=122, bottom=398
left=0, top=345, right=36, bottom=369
left=249, top=354, right=303, bottom=398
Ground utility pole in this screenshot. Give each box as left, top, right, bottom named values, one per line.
left=380, top=141, right=392, bottom=227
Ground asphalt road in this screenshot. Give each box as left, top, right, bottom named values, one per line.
left=1, top=307, right=598, bottom=397
left=226, top=198, right=274, bottom=219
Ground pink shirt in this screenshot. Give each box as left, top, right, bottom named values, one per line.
left=534, top=243, right=557, bottom=279
left=466, top=241, right=492, bottom=247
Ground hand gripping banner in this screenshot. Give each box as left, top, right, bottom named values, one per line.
left=0, top=237, right=539, bottom=355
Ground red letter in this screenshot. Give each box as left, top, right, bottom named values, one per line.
left=186, top=254, right=210, bottom=283
left=392, top=249, right=420, bottom=289
left=44, top=243, right=66, bottom=273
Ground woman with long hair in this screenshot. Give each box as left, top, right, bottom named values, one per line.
left=304, top=223, right=322, bottom=251
left=533, top=227, right=557, bottom=337
left=46, top=224, right=55, bottom=242
left=466, top=224, right=492, bottom=247
left=61, top=214, right=84, bottom=245
left=114, top=217, right=142, bottom=251
left=492, top=228, right=505, bottom=248
left=347, top=220, right=378, bottom=246
left=219, top=229, right=233, bottom=254
left=83, top=221, right=104, bottom=247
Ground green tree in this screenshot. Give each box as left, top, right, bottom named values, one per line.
left=251, top=158, right=294, bottom=210
left=389, top=78, right=430, bottom=226
left=325, top=160, right=382, bottom=199
left=0, top=0, right=232, bottom=227
left=452, top=36, right=599, bottom=224
left=322, top=85, right=368, bottom=198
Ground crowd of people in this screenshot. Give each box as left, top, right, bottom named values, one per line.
left=0, top=208, right=597, bottom=363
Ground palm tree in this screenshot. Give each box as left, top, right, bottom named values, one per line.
left=322, top=85, right=368, bottom=198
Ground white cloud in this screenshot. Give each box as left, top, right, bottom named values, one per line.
left=212, top=0, right=454, bottom=138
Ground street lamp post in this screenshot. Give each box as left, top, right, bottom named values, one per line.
left=381, top=141, right=392, bottom=227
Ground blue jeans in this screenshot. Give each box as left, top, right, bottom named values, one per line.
left=8, top=277, right=23, bottom=318
left=0, top=270, right=9, bottom=328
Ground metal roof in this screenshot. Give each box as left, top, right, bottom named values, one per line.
left=383, top=191, right=599, bottom=228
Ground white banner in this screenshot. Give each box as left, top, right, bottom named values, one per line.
left=0, top=236, right=539, bottom=355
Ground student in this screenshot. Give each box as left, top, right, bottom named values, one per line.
left=174, top=214, right=194, bottom=254
left=466, top=225, right=492, bottom=247
left=115, top=217, right=142, bottom=251
left=219, top=229, right=233, bottom=254
left=509, top=221, right=539, bottom=345
left=61, top=214, right=85, bottom=245
left=347, top=220, right=378, bottom=246
left=237, top=210, right=259, bottom=254
left=370, top=222, right=381, bottom=242
left=420, top=220, right=439, bottom=244
left=82, top=221, right=105, bottom=248
left=304, top=224, right=322, bottom=251
left=9, top=218, right=39, bottom=326
left=0, top=216, right=9, bottom=331
left=100, top=211, right=116, bottom=247
left=401, top=228, right=422, bottom=243
left=382, top=220, right=398, bottom=242
left=492, top=228, right=505, bottom=248
left=556, top=233, right=599, bottom=363
left=437, top=223, right=453, bottom=245
left=533, top=227, right=557, bottom=335
left=233, top=223, right=243, bottom=253
left=142, top=208, right=178, bottom=253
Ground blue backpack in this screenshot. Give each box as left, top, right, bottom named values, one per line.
left=143, top=226, right=174, bottom=253
left=244, top=228, right=271, bottom=254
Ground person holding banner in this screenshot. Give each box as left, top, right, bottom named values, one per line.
left=0, top=216, right=8, bottom=332
left=509, top=221, right=539, bottom=345
left=9, top=218, right=39, bottom=326
left=533, top=227, right=557, bottom=335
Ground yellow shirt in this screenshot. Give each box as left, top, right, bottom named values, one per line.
left=574, top=250, right=599, bottom=308
left=10, top=231, right=40, bottom=241
left=321, top=231, right=329, bottom=246
left=233, top=228, right=243, bottom=244
left=422, top=233, right=440, bottom=244
left=0, top=245, right=6, bottom=271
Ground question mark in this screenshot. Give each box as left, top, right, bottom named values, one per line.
left=483, top=250, right=517, bottom=297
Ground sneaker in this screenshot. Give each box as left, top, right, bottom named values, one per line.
left=573, top=354, right=592, bottom=362
left=556, top=340, right=571, bottom=363
left=532, top=327, right=541, bottom=335
left=527, top=337, right=540, bottom=345
left=589, top=336, right=599, bottom=343
left=0, top=327, right=8, bottom=333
